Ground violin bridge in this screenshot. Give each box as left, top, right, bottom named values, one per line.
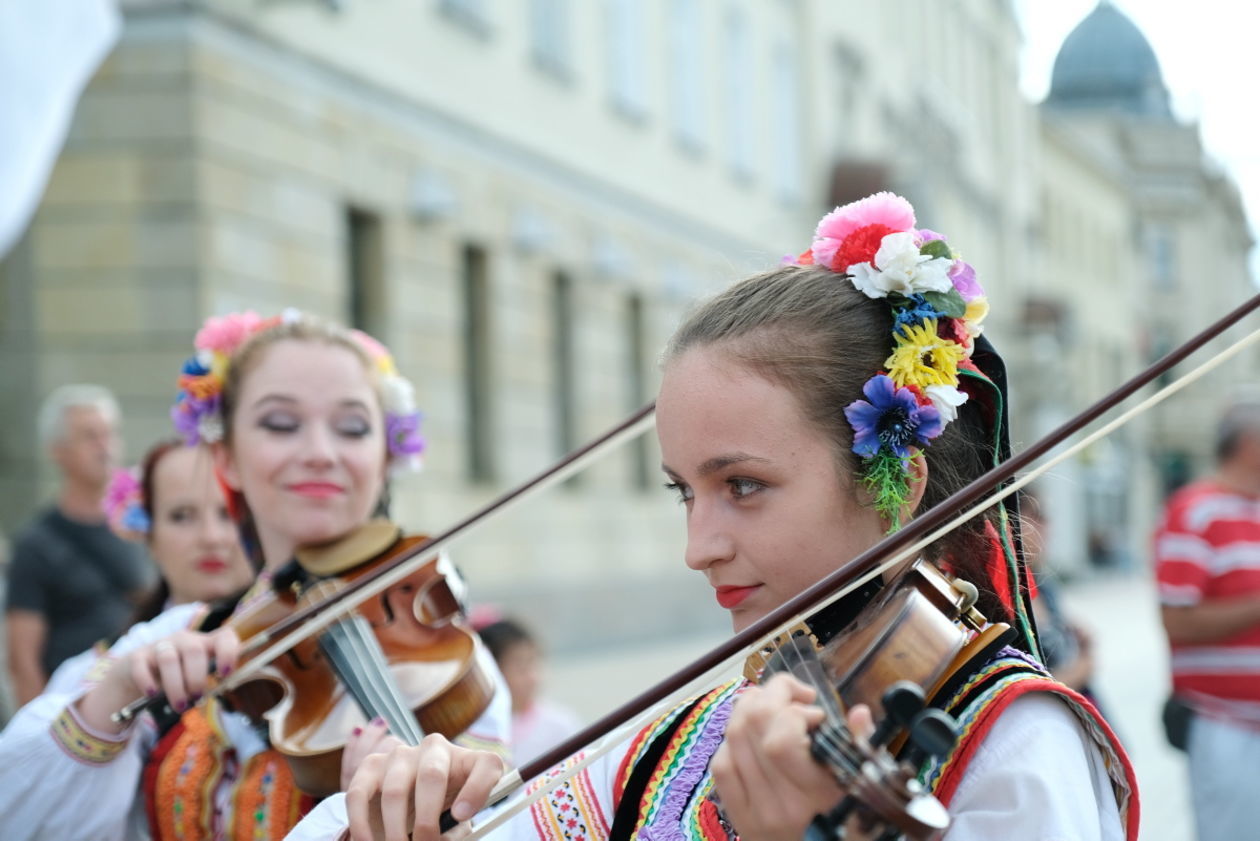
left=742, top=622, right=817, bottom=683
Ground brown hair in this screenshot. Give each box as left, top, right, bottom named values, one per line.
left=663, top=264, right=1006, bottom=619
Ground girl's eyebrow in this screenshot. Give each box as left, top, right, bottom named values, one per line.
left=661, top=453, right=768, bottom=479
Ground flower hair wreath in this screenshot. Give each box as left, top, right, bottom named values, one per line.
left=103, top=466, right=150, bottom=537
left=794, top=192, right=989, bottom=530
left=171, top=310, right=426, bottom=475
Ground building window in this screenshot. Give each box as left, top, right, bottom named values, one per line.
left=668, top=0, right=705, bottom=152
left=626, top=292, right=652, bottom=491
left=724, top=4, right=755, bottom=179
left=346, top=207, right=384, bottom=336
left=439, top=0, right=492, bottom=37
left=530, top=0, right=572, bottom=79
left=551, top=271, right=579, bottom=481
left=462, top=244, right=495, bottom=482
left=1148, top=225, right=1177, bottom=291
left=605, top=0, right=648, bottom=121
left=771, top=43, right=803, bottom=204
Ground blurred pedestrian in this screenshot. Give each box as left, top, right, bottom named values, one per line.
left=478, top=618, right=580, bottom=765
left=1155, top=398, right=1260, bottom=841
left=4, top=385, right=152, bottom=705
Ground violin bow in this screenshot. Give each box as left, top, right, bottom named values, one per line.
left=116, top=293, right=1260, bottom=803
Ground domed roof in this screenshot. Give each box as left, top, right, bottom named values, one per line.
left=1047, top=2, right=1171, bottom=117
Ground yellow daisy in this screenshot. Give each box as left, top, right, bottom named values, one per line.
left=884, top=319, right=965, bottom=389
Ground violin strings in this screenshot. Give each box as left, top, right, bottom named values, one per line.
left=331, top=605, right=426, bottom=744
left=311, top=580, right=427, bottom=745
left=766, top=637, right=863, bottom=779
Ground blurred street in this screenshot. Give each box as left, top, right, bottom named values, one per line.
left=549, top=570, right=1191, bottom=841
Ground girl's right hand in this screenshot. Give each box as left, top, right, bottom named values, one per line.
left=345, top=734, right=504, bottom=841
left=77, top=627, right=241, bottom=734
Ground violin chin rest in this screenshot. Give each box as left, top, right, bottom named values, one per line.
left=295, top=518, right=402, bottom=576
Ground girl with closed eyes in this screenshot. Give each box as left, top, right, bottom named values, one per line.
left=0, top=312, right=509, bottom=841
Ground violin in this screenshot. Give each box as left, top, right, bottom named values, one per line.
left=118, top=519, right=496, bottom=797
left=747, top=560, right=1007, bottom=840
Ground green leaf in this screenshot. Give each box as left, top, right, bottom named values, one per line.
left=919, top=239, right=953, bottom=261
left=922, top=289, right=967, bottom=318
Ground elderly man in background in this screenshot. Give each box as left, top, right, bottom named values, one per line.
left=1156, top=398, right=1260, bottom=841
left=4, top=385, right=151, bottom=706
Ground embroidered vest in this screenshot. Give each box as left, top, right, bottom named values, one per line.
left=601, top=648, right=1139, bottom=841
left=141, top=703, right=314, bottom=841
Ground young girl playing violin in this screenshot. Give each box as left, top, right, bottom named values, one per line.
left=288, top=193, right=1138, bottom=841
left=0, top=313, right=510, bottom=841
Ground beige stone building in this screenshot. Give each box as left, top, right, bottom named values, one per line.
left=0, top=0, right=1252, bottom=647
left=1026, top=3, right=1255, bottom=573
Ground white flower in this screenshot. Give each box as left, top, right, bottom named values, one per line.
left=925, top=385, right=969, bottom=424
left=848, top=261, right=888, bottom=298
left=196, top=349, right=215, bottom=368
left=280, top=307, right=302, bottom=324
left=849, top=232, right=953, bottom=298
left=197, top=413, right=224, bottom=444
left=380, top=375, right=416, bottom=415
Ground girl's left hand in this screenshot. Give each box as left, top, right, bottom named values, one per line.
left=711, top=674, right=872, bottom=841
left=341, top=717, right=405, bottom=791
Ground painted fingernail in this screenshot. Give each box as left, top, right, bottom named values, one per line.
left=451, top=801, right=473, bottom=822
left=219, top=665, right=232, bottom=678
left=175, top=700, right=187, bottom=712
left=145, top=687, right=158, bottom=698
left=352, top=726, right=363, bottom=736
left=372, top=716, right=385, bottom=727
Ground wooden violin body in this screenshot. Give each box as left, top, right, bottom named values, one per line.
left=218, top=522, right=496, bottom=797
left=753, top=560, right=1010, bottom=840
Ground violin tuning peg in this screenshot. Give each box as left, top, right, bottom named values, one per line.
left=870, top=681, right=925, bottom=747
left=905, top=708, right=958, bottom=765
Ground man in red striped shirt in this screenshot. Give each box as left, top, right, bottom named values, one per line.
left=1156, top=399, right=1260, bottom=840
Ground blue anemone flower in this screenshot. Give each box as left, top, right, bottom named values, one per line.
left=844, top=374, right=943, bottom=459
left=892, top=295, right=943, bottom=331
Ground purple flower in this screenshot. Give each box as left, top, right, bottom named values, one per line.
left=949, top=259, right=984, bottom=301
left=917, top=228, right=947, bottom=244
left=844, top=375, right=943, bottom=459
left=386, top=412, right=425, bottom=458
left=170, top=393, right=220, bottom=446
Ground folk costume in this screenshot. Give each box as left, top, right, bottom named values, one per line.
left=0, top=583, right=511, bottom=841
left=287, top=193, right=1138, bottom=841
left=0, top=312, right=511, bottom=841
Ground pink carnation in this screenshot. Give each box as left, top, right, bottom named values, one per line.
left=195, top=311, right=265, bottom=354
left=350, top=329, right=390, bottom=363
left=814, top=192, right=916, bottom=243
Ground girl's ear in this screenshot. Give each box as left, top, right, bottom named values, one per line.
left=903, top=449, right=930, bottom=518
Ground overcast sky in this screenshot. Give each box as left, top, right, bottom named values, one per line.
left=1014, top=0, right=1260, bottom=280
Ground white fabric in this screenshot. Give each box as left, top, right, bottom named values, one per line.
left=510, top=698, right=582, bottom=767
left=0, top=602, right=513, bottom=841
left=0, top=603, right=200, bottom=841
left=0, top=0, right=120, bottom=255
left=943, top=693, right=1124, bottom=841
left=286, top=693, right=1124, bottom=841
left=1187, top=712, right=1260, bottom=841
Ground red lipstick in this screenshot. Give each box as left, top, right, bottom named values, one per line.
left=715, top=585, right=759, bottom=609
left=288, top=482, right=344, bottom=499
